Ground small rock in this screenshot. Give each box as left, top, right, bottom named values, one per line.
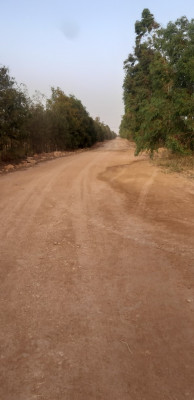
left=54, top=151, right=62, bottom=157
left=27, top=157, right=36, bottom=164
left=20, top=161, right=28, bottom=167
left=5, top=164, right=14, bottom=171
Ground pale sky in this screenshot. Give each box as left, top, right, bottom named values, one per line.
left=1, top=0, right=193, bottom=133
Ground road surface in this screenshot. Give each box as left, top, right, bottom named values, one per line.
left=0, top=138, right=194, bottom=400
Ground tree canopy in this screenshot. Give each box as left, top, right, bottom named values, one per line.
left=0, top=67, right=116, bottom=162
left=120, top=9, right=194, bottom=155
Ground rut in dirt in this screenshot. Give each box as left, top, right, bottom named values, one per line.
left=0, top=138, right=194, bottom=400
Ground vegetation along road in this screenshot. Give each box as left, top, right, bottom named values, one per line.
left=0, top=137, right=194, bottom=400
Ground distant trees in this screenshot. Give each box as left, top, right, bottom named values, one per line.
left=0, top=67, right=116, bottom=162
left=120, top=9, right=194, bottom=155
left=46, top=88, right=97, bottom=150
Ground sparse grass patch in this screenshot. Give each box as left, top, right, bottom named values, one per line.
left=152, top=149, right=194, bottom=178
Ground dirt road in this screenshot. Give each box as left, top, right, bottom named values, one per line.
left=0, top=138, right=194, bottom=400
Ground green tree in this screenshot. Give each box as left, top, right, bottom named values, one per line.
left=27, top=99, right=51, bottom=154
left=120, top=10, right=194, bottom=155
left=0, top=66, right=29, bottom=160
left=46, top=88, right=98, bottom=150
left=0, top=68, right=116, bottom=162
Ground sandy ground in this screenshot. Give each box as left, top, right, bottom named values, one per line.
left=0, top=138, right=194, bottom=400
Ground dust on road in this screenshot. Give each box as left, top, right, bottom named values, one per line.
left=0, top=138, right=194, bottom=400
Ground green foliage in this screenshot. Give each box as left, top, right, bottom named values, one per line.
left=94, top=117, right=116, bottom=142
left=120, top=9, right=194, bottom=155
left=46, top=88, right=96, bottom=150
left=0, top=67, right=30, bottom=160
left=0, top=68, right=116, bottom=162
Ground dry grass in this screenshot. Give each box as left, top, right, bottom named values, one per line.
left=152, top=149, right=194, bottom=179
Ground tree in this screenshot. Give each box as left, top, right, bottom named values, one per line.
left=0, top=69, right=116, bottom=162
left=120, top=10, right=194, bottom=155
left=0, top=66, right=29, bottom=160
left=46, top=88, right=97, bottom=150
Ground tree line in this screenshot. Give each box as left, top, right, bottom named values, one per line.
left=0, top=67, right=116, bottom=162
left=120, top=9, right=194, bottom=155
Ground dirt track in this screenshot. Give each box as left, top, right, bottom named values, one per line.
left=0, top=138, right=194, bottom=400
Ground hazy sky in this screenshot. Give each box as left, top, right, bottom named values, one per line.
left=1, top=0, right=193, bottom=133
